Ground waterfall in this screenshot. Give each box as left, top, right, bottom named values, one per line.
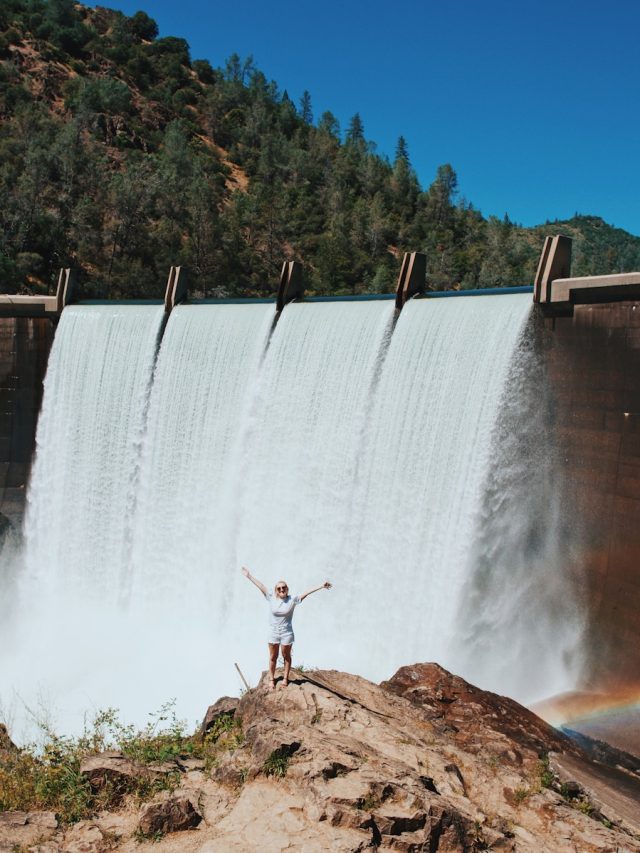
left=128, top=303, right=275, bottom=610
left=24, top=305, right=165, bottom=598
left=0, top=294, right=584, bottom=737
left=336, top=294, right=543, bottom=683
left=1, top=306, right=164, bottom=736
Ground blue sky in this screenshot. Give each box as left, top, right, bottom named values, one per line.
left=98, top=0, right=640, bottom=235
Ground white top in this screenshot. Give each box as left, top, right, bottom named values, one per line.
left=264, top=591, right=301, bottom=634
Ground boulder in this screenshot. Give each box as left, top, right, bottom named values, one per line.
left=79, top=750, right=143, bottom=793
left=61, top=820, right=104, bottom=852
left=0, top=810, right=58, bottom=849
left=200, top=696, right=239, bottom=738
left=382, top=662, right=575, bottom=756
left=0, top=722, right=18, bottom=757
left=138, top=791, right=202, bottom=836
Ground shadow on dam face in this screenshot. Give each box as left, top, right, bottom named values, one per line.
left=0, top=318, right=54, bottom=530
left=0, top=300, right=639, bottom=696
left=542, top=302, right=640, bottom=691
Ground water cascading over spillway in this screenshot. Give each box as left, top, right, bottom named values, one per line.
left=322, top=295, right=555, bottom=686
left=24, top=305, right=165, bottom=597
left=128, top=303, right=275, bottom=610
left=1, top=305, right=165, bottom=735
left=0, top=293, right=584, bottom=736
left=229, top=300, right=397, bottom=657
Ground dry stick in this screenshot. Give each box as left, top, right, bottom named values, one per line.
left=234, top=662, right=251, bottom=692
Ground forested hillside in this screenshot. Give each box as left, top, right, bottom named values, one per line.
left=2, top=0, right=640, bottom=298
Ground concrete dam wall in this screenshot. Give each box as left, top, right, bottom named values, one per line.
left=0, top=317, right=54, bottom=529
left=544, top=302, right=640, bottom=689
left=0, top=253, right=638, bottom=734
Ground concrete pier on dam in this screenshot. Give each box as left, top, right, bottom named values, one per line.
left=1, top=245, right=639, bottom=698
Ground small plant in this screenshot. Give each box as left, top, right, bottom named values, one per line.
left=576, top=799, right=594, bottom=816
left=513, top=786, right=530, bottom=804
left=472, top=820, right=489, bottom=850
left=263, top=749, right=291, bottom=778
left=203, top=713, right=241, bottom=746
left=201, top=714, right=244, bottom=774
left=484, top=752, right=499, bottom=770
left=293, top=663, right=317, bottom=674
left=537, top=756, right=555, bottom=789
left=133, top=825, right=165, bottom=843
left=358, top=792, right=380, bottom=812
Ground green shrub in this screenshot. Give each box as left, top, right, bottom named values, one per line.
left=537, top=756, right=555, bottom=789
left=200, top=713, right=244, bottom=773
left=0, top=701, right=197, bottom=824
left=65, top=77, right=132, bottom=115
left=263, top=749, right=290, bottom=778
left=128, top=11, right=158, bottom=43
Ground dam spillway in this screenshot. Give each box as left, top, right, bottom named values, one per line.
left=0, top=290, right=593, bottom=736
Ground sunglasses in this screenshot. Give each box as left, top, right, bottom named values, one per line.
left=276, top=586, right=288, bottom=592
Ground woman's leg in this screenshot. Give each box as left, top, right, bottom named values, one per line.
left=281, top=644, right=292, bottom=685
left=268, top=643, right=279, bottom=688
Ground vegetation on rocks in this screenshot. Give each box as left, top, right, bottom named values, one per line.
left=2, top=1, right=640, bottom=299
left=0, top=701, right=242, bottom=825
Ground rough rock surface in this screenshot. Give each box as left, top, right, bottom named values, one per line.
left=1, top=663, right=639, bottom=852
left=0, top=810, right=58, bottom=849
left=138, top=791, right=202, bottom=836
left=0, top=724, right=18, bottom=760
left=80, top=751, right=147, bottom=793
left=79, top=750, right=181, bottom=799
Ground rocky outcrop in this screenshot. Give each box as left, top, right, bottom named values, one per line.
left=381, top=662, right=577, bottom=756
left=0, top=723, right=18, bottom=759
left=79, top=751, right=166, bottom=800
left=200, top=696, right=239, bottom=739
left=2, top=663, right=639, bottom=852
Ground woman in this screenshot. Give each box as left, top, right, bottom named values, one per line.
left=241, top=566, right=332, bottom=688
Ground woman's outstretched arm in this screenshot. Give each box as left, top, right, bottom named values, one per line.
left=241, top=566, right=268, bottom=596
left=299, top=580, right=332, bottom=602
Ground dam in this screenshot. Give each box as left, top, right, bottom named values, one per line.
left=0, top=244, right=638, bottom=736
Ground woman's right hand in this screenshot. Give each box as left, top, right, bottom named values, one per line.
left=241, top=566, right=250, bottom=578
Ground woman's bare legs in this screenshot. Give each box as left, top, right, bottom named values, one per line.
left=268, top=643, right=279, bottom=689
left=281, top=644, right=292, bottom=686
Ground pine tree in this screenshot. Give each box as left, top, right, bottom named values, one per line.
left=395, top=135, right=409, bottom=163
left=346, top=113, right=365, bottom=145
left=299, top=90, right=313, bottom=124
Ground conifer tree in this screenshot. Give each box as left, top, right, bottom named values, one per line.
left=299, top=90, right=313, bottom=124
left=346, top=112, right=365, bottom=145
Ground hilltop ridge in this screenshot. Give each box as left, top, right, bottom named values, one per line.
left=2, top=2, right=640, bottom=299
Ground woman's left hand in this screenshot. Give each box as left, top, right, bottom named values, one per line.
left=323, top=581, right=332, bottom=589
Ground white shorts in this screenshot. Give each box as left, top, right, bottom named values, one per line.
left=268, top=632, right=294, bottom=646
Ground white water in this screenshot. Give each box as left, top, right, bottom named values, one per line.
left=228, top=300, right=396, bottom=675
left=23, top=305, right=165, bottom=596
left=1, top=306, right=164, bottom=736
left=128, top=303, right=275, bottom=609
left=0, top=295, right=584, bottom=738
left=339, top=295, right=561, bottom=688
